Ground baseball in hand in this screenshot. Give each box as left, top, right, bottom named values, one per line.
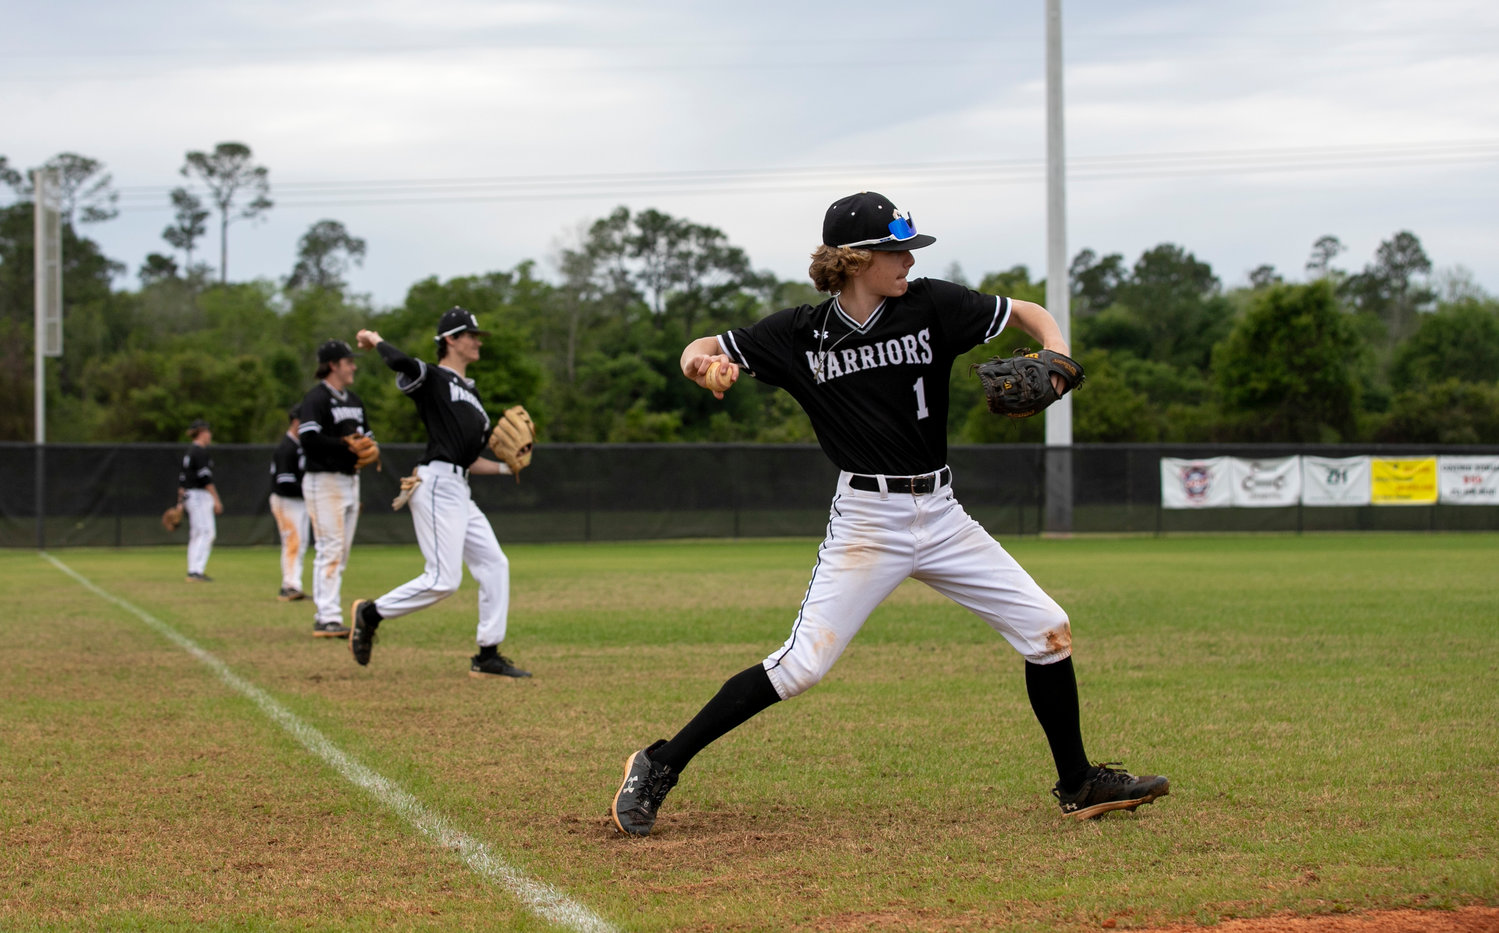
left=704, top=360, right=736, bottom=392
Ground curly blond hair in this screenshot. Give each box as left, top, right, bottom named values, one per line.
left=807, top=245, right=874, bottom=295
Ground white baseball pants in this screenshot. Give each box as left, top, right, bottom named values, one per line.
left=183, top=488, right=216, bottom=576
left=374, top=462, right=510, bottom=646
left=269, top=493, right=309, bottom=593
left=302, top=471, right=360, bottom=626
left=762, top=469, right=1072, bottom=700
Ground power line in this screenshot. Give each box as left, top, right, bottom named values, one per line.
left=109, top=139, right=1499, bottom=212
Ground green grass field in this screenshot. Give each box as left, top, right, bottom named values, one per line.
left=2, top=534, right=1497, bottom=932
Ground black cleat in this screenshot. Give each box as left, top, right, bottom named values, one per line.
left=349, top=599, right=377, bottom=664
left=469, top=653, right=531, bottom=679
left=611, top=740, right=678, bottom=836
left=313, top=620, right=349, bottom=639
left=186, top=573, right=213, bottom=583
left=1053, top=762, right=1169, bottom=820
left=277, top=586, right=306, bottom=602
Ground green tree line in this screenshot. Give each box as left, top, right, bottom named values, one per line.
left=3, top=148, right=1497, bottom=447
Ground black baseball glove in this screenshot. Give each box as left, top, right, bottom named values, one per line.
left=971, top=348, right=1085, bottom=420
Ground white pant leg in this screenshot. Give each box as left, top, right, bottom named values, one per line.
left=303, top=472, right=360, bottom=625
left=269, top=493, right=309, bottom=592
left=762, top=480, right=917, bottom=700
left=373, top=466, right=469, bottom=619
left=184, top=489, right=216, bottom=575
left=910, top=488, right=1072, bottom=664
left=463, top=500, right=509, bottom=646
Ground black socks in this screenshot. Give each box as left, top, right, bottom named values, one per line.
left=1025, top=656, right=1091, bottom=793
left=653, top=665, right=782, bottom=773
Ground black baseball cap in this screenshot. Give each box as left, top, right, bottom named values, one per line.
left=187, top=418, right=210, bottom=436
left=436, top=306, right=490, bottom=338
left=316, top=339, right=355, bottom=364
left=823, top=192, right=936, bottom=251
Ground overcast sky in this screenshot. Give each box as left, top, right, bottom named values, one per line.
left=5, top=0, right=1497, bottom=311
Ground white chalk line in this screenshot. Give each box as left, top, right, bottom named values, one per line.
left=42, top=553, right=618, bottom=933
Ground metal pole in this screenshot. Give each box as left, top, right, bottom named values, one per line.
left=1044, top=0, right=1074, bottom=534
left=33, top=170, right=46, bottom=549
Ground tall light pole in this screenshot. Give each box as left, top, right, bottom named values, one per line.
left=1044, top=0, right=1074, bottom=534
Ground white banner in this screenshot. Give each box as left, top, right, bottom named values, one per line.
left=1228, top=456, right=1302, bottom=507
left=1161, top=457, right=1232, bottom=509
left=1301, top=456, right=1372, bottom=506
left=1438, top=456, right=1499, bottom=505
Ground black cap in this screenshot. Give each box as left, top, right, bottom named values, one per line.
left=436, top=306, right=490, bottom=338
left=316, top=339, right=355, bottom=364
left=187, top=418, right=211, bottom=437
left=822, top=192, right=936, bottom=251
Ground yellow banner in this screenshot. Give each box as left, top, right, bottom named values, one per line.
left=1371, top=458, right=1438, bottom=505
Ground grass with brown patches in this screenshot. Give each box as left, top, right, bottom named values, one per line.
left=2, top=534, right=1497, bottom=931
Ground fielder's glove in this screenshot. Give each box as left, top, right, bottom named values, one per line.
left=343, top=433, right=381, bottom=470
left=971, top=348, right=1085, bottom=420
left=391, top=470, right=421, bottom=511
left=161, top=504, right=185, bottom=532
left=487, top=405, right=535, bottom=481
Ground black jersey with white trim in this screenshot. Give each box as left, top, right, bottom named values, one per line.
left=269, top=434, right=305, bottom=498
left=178, top=445, right=214, bottom=490
left=720, top=278, right=1011, bottom=475
left=297, top=382, right=371, bottom=474
left=393, top=358, right=492, bottom=468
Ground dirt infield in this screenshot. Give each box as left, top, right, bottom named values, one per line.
left=1144, top=906, right=1498, bottom=933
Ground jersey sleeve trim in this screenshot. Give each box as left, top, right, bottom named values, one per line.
left=396, top=359, right=429, bottom=395
left=981, top=296, right=1013, bottom=343
left=718, top=333, right=757, bottom=377
left=297, top=421, right=321, bottom=436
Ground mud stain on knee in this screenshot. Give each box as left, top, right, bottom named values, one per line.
left=1044, top=623, right=1072, bottom=655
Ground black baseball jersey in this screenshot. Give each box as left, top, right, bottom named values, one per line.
left=269, top=433, right=305, bottom=498
left=720, top=278, right=1011, bottom=475
left=376, top=342, right=492, bottom=467
left=297, top=382, right=372, bottom=475
left=178, top=444, right=214, bottom=489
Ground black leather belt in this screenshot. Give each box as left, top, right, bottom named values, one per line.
left=425, top=460, right=469, bottom=478
left=848, top=467, right=950, bottom=495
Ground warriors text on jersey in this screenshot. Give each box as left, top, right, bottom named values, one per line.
left=719, top=278, right=1011, bottom=475
left=376, top=342, right=492, bottom=467
left=179, top=445, right=214, bottom=489
left=297, top=382, right=372, bottom=474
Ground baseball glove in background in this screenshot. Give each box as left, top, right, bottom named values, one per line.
left=343, top=433, right=381, bottom=470
left=391, top=470, right=421, bottom=511
left=972, top=348, right=1085, bottom=420
left=488, top=405, right=535, bottom=480
left=161, top=504, right=185, bottom=532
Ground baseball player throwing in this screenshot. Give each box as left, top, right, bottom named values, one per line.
left=611, top=192, right=1168, bottom=836
left=177, top=418, right=222, bottom=582
left=297, top=339, right=376, bottom=638
left=347, top=308, right=533, bottom=679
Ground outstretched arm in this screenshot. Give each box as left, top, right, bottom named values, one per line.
left=680, top=335, right=738, bottom=399
left=357, top=329, right=422, bottom=380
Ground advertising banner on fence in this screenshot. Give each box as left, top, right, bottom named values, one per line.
left=1371, top=458, right=1438, bottom=505
left=1302, top=455, right=1372, bottom=507
left=1437, top=456, right=1499, bottom=505
left=1161, top=457, right=1231, bottom=509
left=1228, top=456, right=1302, bottom=507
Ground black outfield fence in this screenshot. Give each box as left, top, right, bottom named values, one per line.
left=2, top=442, right=1497, bottom=549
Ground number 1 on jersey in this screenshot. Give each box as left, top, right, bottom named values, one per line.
left=913, top=377, right=929, bottom=420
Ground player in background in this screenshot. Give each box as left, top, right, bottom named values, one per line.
left=269, top=406, right=309, bottom=602
left=347, top=308, right=532, bottom=680
left=177, top=418, right=222, bottom=582
left=611, top=192, right=1168, bottom=836
left=297, top=339, right=375, bottom=639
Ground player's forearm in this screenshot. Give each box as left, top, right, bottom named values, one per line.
left=374, top=340, right=422, bottom=379
left=680, top=336, right=724, bottom=379
left=467, top=457, right=508, bottom=476
left=1008, top=300, right=1069, bottom=355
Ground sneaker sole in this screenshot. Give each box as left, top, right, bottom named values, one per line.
left=277, top=593, right=305, bottom=602
left=467, top=669, right=528, bottom=680
left=312, top=629, right=350, bottom=639
left=1065, top=781, right=1170, bottom=821
left=610, top=750, right=649, bottom=836
left=348, top=600, right=369, bottom=660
